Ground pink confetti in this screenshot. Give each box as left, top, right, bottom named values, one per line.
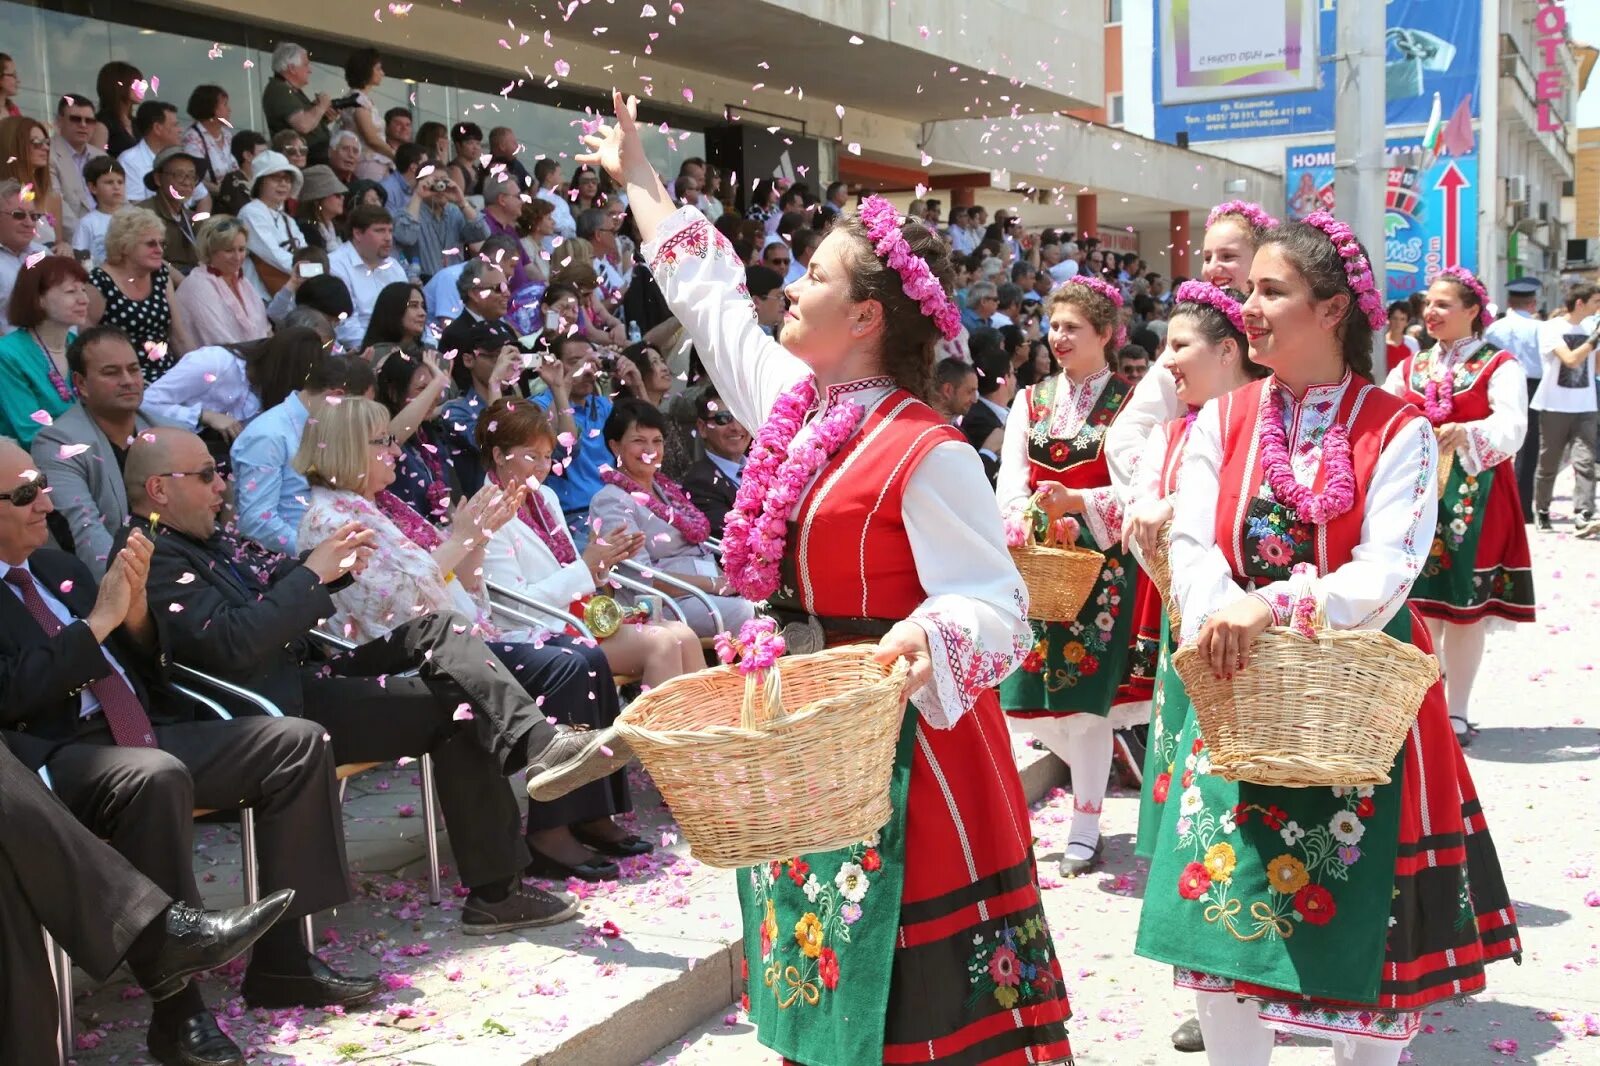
left=28, top=410, right=51, bottom=427
left=554, top=59, right=571, bottom=77
left=56, top=444, right=90, bottom=460
left=58, top=580, right=73, bottom=594
left=453, top=704, right=475, bottom=721
left=682, top=87, right=694, bottom=102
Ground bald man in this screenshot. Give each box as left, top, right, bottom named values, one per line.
left=127, top=428, right=622, bottom=932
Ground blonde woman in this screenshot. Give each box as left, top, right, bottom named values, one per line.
left=172, top=216, right=271, bottom=352
left=87, top=206, right=189, bottom=380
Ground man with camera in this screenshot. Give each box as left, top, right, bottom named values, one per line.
left=395, top=163, right=489, bottom=281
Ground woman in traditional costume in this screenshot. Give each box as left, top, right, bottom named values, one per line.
left=1121, top=282, right=1266, bottom=858
left=1134, top=216, right=1521, bottom=1066
left=578, top=92, right=1072, bottom=1066
left=1381, top=267, right=1535, bottom=745
left=995, top=276, right=1150, bottom=876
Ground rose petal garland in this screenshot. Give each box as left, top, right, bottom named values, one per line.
left=599, top=467, right=710, bottom=545
left=1423, top=366, right=1454, bottom=425
left=1207, top=200, right=1280, bottom=233
left=1064, top=274, right=1129, bottom=348
left=1299, top=212, right=1388, bottom=331
left=721, top=379, right=863, bottom=601
left=1258, top=389, right=1357, bottom=525
left=858, top=196, right=963, bottom=340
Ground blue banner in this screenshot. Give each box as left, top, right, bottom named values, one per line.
left=1285, top=138, right=1479, bottom=302
left=1154, top=0, right=1481, bottom=143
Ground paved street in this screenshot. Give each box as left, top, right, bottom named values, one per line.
left=71, top=493, right=1600, bottom=1066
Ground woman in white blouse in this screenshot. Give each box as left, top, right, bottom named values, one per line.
left=170, top=215, right=271, bottom=354
left=236, top=151, right=306, bottom=296
left=477, top=397, right=705, bottom=686
left=588, top=400, right=755, bottom=639
left=142, top=325, right=328, bottom=439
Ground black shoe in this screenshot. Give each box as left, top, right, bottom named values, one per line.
left=241, top=955, right=382, bottom=1010
left=139, top=889, right=296, bottom=1001
left=146, top=1010, right=243, bottom=1066
left=524, top=845, right=621, bottom=882
left=1536, top=512, right=1554, bottom=532
left=1059, top=836, right=1105, bottom=877
left=572, top=825, right=655, bottom=857
left=525, top=726, right=633, bottom=801
left=1171, top=1015, right=1205, bottom=1053
left=1451, top=715, right=1475, bottom=749
left=462, top=885, right=579, bottom=934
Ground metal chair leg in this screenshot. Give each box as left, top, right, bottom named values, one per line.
left=303, top=914, right=315, bottom=952
left=44, top=930, right=71, bottom=1065
left=420, top=753, right=442, bottom=905
left=239, top=808, right=259, bottom=904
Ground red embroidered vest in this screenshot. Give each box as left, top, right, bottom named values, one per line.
left=1395, top=343, right=1513, bottom=425
left=1213, top=377, right=1424, bottom=581
left=1159, top=415, right=1194, bottom=498
left=789, top=390, right=964, bottom=620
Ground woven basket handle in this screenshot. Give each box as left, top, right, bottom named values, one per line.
left=1024, top=491, right=1072, bottom=548
left=738, top=667, right=785, bottom=731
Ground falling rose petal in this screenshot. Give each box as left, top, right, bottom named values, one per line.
left=176, top=572, right=196, bottom=585
left=58, top=580, right=74, bottom=594
left=149, top=76, right=159, bottom=93
left=554, top=59, right=571, bottom=77
left=453, top=704, right=475, bottom=721
left=640, top=2, right=656, bottom=13
left=56, top=443, right=91, bottom=459
left=848, top=34, right=863, bottom=44
left=847, top=142, right=861, bottom=155
left=167, top=603, right=184, bottom=612
left=29, top=410, right=52, bottom=427
left=682, top=87, right=694, bottom=103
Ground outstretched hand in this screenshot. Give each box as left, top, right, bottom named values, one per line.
left=576, top=91, right=651, bottom=189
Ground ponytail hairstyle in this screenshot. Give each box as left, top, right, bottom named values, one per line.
left=1255, top=219, right=1382, bottom=380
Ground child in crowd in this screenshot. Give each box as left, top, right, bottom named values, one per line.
left=72, top=156, right=126, bottom=266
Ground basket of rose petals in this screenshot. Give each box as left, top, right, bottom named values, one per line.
left=1006, top=494, right=1105, bottom=622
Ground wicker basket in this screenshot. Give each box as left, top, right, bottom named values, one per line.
left=1436, top=443, right=1454, bottom=496
left=1170, top=621, right=1439, bottom=788
left=1142, top=522, right=1182, bottom=634
left=1009, top=492, right=1105, bottom=621
left=615, top=647, right=909, bottom=868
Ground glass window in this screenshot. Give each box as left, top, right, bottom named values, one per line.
left=1106, top=0, right=1123, bottom=24
left=1110, top=94, right=1125, bottom=127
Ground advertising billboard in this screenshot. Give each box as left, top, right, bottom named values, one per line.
left=1154, top=0, right=1481, bottom=144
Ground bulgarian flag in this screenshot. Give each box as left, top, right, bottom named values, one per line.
left=1420, top=92, right=1443, bottom=165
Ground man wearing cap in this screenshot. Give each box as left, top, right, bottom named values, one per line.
left=1485, top=277, right=1546, bottom=521
left=145, top=146, right=207, bottom=275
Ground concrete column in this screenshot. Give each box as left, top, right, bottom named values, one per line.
left=1076, top=192, right=1099, bottom=241
left=951, top=186, right=976, bottom=209
left=1170, top=211, right=1192, bottom=278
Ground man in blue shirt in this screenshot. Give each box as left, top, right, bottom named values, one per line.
left=534, top=334, right=637, bottom=550
left=1483, top=277, right=1545, bottom=520
left=231, top=354, right=373, bottom=554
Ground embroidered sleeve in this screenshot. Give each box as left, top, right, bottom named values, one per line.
left=1459, top=360, right=1528, bottom=476
left=1078, top=486, right=1125, bottom=549
left=1380, top=360, right=1408, bottom=398
left=1106, top=361, right=1183, bottom=496
left=1168, top=402, right=1250, bottom=641
left=903, top=442, right=1032, bottom=729
left=641, top=206, right=808, bottom=430
left=995, top=387, right=1036, bottom=515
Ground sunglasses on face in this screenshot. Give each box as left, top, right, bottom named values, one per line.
left=27, top=137, right=48, bottom=149
left=702, top=411, right=736, bottom=426
left=5, top=209, right=44, bottom=223
left=0, top=474, right=49, bottom=506
left=63, top=114, right=94, bottom=125
left=161, top=466, right=219, bottom=483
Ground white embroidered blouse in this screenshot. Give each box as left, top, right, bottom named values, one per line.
left=1169, top=374, right=1439, bottom=641
left=994, top=367, right=1126, bottom=550
left=641, top=205, right=1030, bottom=729
left=1380, top=337, right=1528, bottom=477
left=1107, top=360, right=1185, bottom=501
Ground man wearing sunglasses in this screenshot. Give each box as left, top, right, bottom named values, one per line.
left=49, top=93, right=106, bottom=239
left=0, top=178, right=49, bottom=334
left=31, top=326, right=183, bottom=575
left=0, top=436, right=376, bottom=1066
left=681, top=388, right=751, bottom=538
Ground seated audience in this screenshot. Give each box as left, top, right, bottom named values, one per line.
left=32, top=325, right=183, bottom=573
left=0, top=438, right=379, bottom=1064
left=681, top=389, right=750, bottom=538
left=295, top=398, right=643, bottom=880
left=480, top=172, right=537, bottom=292
left=50, top=93, right=106, bottom=241
left=0, top=738, right=294, bottom=1065
left=172, top=215, right=272, bottom=352
left=438, top=258, right=520, bottom=362
left=0, top=255, right=92, bottom=445
left=236, top=150, right=306, bottom=296
left=445, top=121, right=485, bottom=196
left=294, top=164, right=349, bottom=252
left=271, top=129, right=310, bottom=172
left=0, top=178, right=49, bottom=334
left=232, top=351, right=374, bottom=554
left=72, top=155, right=126, bottom=265
left=143, top=325, right=328, bottom=435
left=517, top=199, right=556, bottom=284
left=589, top=400, right=755, bottom=638
left=117, top=100, right=184, bottom=206
left=361, top=280, right=429, bottom=351
left=379, top=141, right=425, bottom=221
left=440, top=320, right=524, bottom=493
left=328, top=129, right=363, bottom=187
left=423, top=233, right=520, bottom=330
left=962, top=344, right=1014, bottom=485
left=477, top=397, right=702, bottom=688
left=1016, top=337, right=1058, bottom=388
left=129, top=426, right=587, bottom=929
left=212, top=129, right=268, bottom=218
left=930, top=355, right=979, bottom=425
left=373, top=344, right=457, bottom=520
left=88, top=206, right=188, bottom=380
left=533, top=333, right=616, bottom=547
left=266, top=263, right=348, bottom=329
left=144, top=145, right=206, bottom=274
left=616, top=340, right=692, bottom=479
left=328, top=204, right=406, bottom=347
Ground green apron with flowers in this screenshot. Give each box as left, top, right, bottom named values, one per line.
left=1135, top=613, right=1185, bottom=859
left=737, top=708, right=916, bottom=1066
left=1412, top=463, right=1490, bottom=605
left=1134, top=609, right=1411, bottom=1004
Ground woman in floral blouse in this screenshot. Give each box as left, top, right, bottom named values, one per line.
left=295, top=397, right=647, bottom=883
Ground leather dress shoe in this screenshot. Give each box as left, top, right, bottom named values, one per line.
left=572, top=825, right=655, bottom=858
left=140, top=889, right=296, bottom=1001
left=525, top=845, right=620, bottom=882
left=525, top=726, right=633, bottom=801
left=146, top=1010, right=243, bottom=1066
left=1171, top=1015, right=1205, bottom=1052
left=241, top=955, right=382, bottom=1010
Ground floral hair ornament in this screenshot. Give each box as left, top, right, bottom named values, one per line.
left=857, top=195, right=962, bottom=341
left=1063, top=274, right=1128, bottom=348
left=1173, top=280, right=1246, bottom=335
left=1436, top=265, right=1493, bottom=328
left=1299, top=211, right=1388, bottom=331
left=1206, top=200, right=1280, bottom=233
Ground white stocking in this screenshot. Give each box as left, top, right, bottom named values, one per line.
left=1194, top=991, right=1274, bottom=1066
left=1425, top=618, right=1487, bottom=732
left=1330, top=1033, right=1408, bottom=1066
left=1014, top=715, right=1112, bottom=859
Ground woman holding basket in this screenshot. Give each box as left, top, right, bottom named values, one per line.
left=578, top=93, right=1071, bottom=1066
left=996, top=275, right=1152, bottom=877
left=1380, top=267, right=1535, bottom=746
left=1133, top=216, right=1521, bottom=1066
left=1120, top=281, right=1266, bottom=859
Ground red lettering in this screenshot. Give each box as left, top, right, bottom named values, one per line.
left=1537, top=37, right=1565, bottom=67
left=1536, top=69, right=1565, bottom=100
left=1535, top=2, right=1566, bottom=36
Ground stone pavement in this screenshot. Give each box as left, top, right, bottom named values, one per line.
left=66, top=506, right=1600, bottom=1065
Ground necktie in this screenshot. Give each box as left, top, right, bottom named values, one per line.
left=5, top=568, right=158, bottom=748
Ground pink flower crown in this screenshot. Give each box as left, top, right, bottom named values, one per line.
left=1206, top=200, right=1279, bottom=233
left=1436, top=266, right=1493, bottom=328
left=1300, top=211, right=1387, bottom=331
left=858, top=196, right=962, bottom=341
left=1173, top=280, right=1246, bottom=335
left=1063, top=274, right=1127, bottom=348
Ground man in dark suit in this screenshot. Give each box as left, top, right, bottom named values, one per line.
left=960, top=346, right=1016, bottom=486
left=0, top=738, right=296, bottom=1063
left=0, top=436, right=377, bottom=1066
left=681, top=390, right=750, bottom=539
left=127, top=427, right=628, bottom=918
